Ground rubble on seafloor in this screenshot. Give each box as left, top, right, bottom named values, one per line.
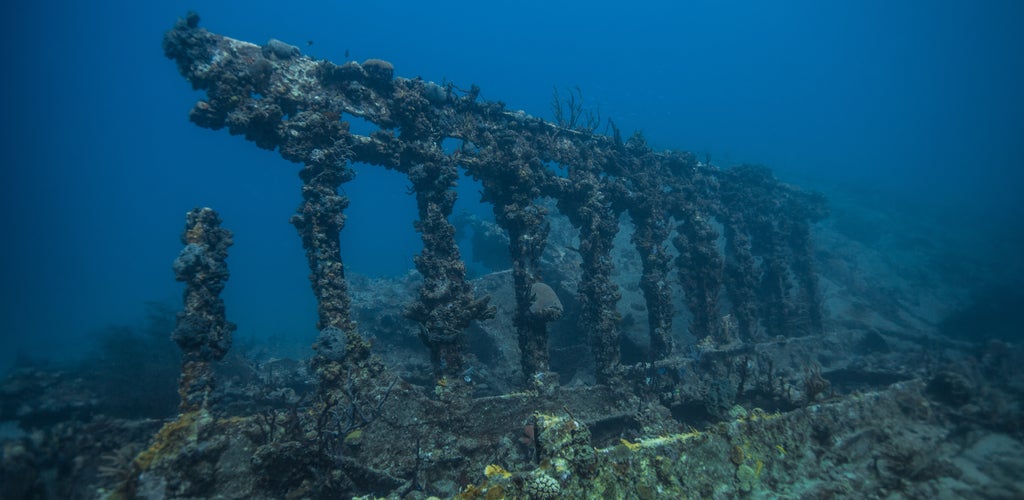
left=2, top=11, right=1023, bottom=499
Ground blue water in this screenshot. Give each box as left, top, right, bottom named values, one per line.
left=2, top=0, right=1022, bottom=368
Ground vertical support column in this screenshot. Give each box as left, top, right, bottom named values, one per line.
left=673, top=209, right=724, bottom=341
left=561, top=172, right=621, bottom=384
left=721, top=221, right=760, bottom=340
left=788, top=221, right=822, bottom=333
left=722, top=165, right=814, bottom=339
left=405, top=161, right=495, bottom=383
left=629, top=196, right=675, bottom=360
left=579, top=210, right=622, bottom=384
left=785, top=191, right=828, bottom=334
left=622, top=140, right=679, bottom=360
left=718, top=167, right=760, bottom=341
left=291, top=159, right=368, bottom=388
left=498, top=199, right=559, bottom=387
left=756, top=228, right=792, bottom=338
left=171, top=207, right=235, bottom=412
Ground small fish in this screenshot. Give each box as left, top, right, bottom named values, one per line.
left=344, top=49, right=350, bottom=58
left=306, top=40, right=314, bottom=46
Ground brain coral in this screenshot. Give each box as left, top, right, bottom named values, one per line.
left=528, top=282, right=563, bottom=319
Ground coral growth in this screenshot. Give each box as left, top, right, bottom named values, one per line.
left=172, top=207, right=235, bottom=411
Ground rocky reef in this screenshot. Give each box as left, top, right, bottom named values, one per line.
left=1, top=12, right=1022, bottom=499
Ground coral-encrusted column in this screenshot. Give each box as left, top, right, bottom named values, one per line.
left=630, top=203, right=675, bottom=359
left=560, top=170, right=622, bottom=384
left=291, top=159, right=371, bottom=388
left=501, top=199, right=557, bottom=386
left=785, top=190, right=829, bottom=334
left=465, top=151, right=560, bottom=388
left=672, top=206, right=724, bottom=341
left=404, top=160, right=495, bottom=383
left=620, top=151, right=676, bottom=359
left=171, top=207, right=236, bottom=411
left=293, top=161, right=356, bottom=333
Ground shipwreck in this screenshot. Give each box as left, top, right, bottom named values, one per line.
left=51, top=12, right=1006, bottom=499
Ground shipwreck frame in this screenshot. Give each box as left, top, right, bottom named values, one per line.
left=164, top=12, right=826, bottom=389
left=150, top=12, right=839, bottom=498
